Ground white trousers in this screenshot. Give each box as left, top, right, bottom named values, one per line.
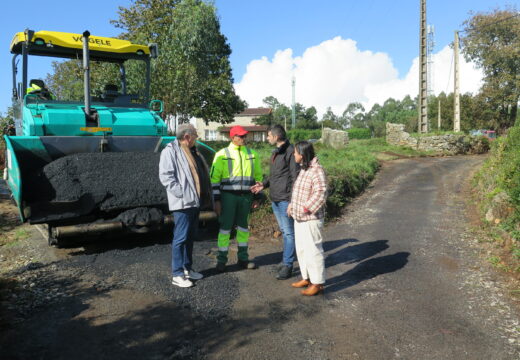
left=294, top=219, right=325, bottom=284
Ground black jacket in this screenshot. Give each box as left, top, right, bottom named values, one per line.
left=262, top=140, right=300, bottom=202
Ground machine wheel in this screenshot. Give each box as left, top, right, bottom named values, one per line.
left=46, top=226, right=63, bottom=248
left=48, top=236, right=60, bottom=247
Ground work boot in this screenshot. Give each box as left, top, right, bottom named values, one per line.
left=301, top=284, right=324, bottom=296
left=237, top=246, right=249, bottom=261
left=216, top=262, right=226, bottom=273
left=276, top=265, right=293, bottom=280
left=291, top=279, right=310, bottom=288
left=217, top=250, right=228, bottom=264
left=238, top=259, right=257, bottom=270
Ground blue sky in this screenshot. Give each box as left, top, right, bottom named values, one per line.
left=0, top=0, right=516, bottom=114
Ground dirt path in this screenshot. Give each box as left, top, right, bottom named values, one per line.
left=1, top=155, right=519, bottom=359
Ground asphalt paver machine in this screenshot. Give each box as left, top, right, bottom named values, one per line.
left=3, top=29, right=215, bottom=246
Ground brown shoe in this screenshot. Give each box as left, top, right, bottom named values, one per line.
left=291, top=279, right=310, bottom=288
left=301, top=284, right=324, bottom=296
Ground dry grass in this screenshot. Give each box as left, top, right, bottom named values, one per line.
left=0, top=199, right=27, bottom=247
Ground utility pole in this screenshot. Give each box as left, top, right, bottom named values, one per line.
left=453, top=30, right=461, bottom=132
left=418, top=0, right=429, bottom=133
left=438, top=99, right=441, bottom=130
left=427, top=24, right=435, bottom=97
left=291, top=76, right=296, bottom=129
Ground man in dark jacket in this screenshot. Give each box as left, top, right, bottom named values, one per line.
left=251, top=125, right=299, bottom=279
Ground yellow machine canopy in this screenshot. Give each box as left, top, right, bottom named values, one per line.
left=10, top=30, right=151, bottom=62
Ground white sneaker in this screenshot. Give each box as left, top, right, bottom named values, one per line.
left=171, top=275, right=193, bottom=288
left=184, top=269, right=203, bottom=280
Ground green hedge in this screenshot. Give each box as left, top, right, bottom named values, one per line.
left=287, top=129, right=321, bottom=142
left=347, top=128, right=371, bottom=139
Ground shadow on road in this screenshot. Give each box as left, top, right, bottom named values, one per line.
left=325, top=239, right=389, bottom=268
left=326, top=252, right=410, bottom=294
left=0, top=264, right=311, bottom=360
left=253, top=238, right=357, bottom=268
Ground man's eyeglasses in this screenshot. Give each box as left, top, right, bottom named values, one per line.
left=236, top=135, right=247, bottom=138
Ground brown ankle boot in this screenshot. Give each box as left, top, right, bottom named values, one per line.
left=301, top=284, right=324, bottom=296
left=291, top=279, right=310, bottom=288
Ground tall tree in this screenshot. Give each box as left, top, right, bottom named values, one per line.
left=461, top=8, right=520, bottom=133
left=342, top=102, right=366, bottom=129
left=320, top=107, right=342, bottom=129
left=295, top=104, right=319, bottom=129
left=45, top=60, right=119, bottom=101
left=112, top=0, right=245, bottom=123
left=253, top=96, right=291, bottom=127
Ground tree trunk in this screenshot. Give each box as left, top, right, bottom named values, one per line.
left=511, top=103, right=518, bottom=127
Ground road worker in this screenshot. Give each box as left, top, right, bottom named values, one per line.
left=26, top=79, right=55, bottom=100
left=210, top=125, right=263, bottom=272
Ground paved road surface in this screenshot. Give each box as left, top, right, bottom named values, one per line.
left=1, top=155, right=519, bottom=359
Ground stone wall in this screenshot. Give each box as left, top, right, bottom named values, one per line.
left=385, top=122, right=489, bottom=155
left=320, top=127, right=349, bottom=149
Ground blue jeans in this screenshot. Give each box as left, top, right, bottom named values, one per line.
left=272, top=201, right=295, bottom=267
left=172, top=207, right=200, bottom=277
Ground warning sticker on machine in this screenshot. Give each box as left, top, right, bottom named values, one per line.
left=80, top=127, right=113, bottom=133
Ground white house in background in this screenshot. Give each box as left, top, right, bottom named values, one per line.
left=195, top=108, right=272, bottom=142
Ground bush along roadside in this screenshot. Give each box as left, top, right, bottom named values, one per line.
left=472, top=124, right=520, bottom=274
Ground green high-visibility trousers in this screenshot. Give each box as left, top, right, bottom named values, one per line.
left=217, top=191, right=252, bottom=264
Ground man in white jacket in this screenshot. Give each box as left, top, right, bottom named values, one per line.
left=159, top=124, right=212, bottom=288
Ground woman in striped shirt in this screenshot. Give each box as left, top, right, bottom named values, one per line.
left=287, top=141, right=327, bottom=296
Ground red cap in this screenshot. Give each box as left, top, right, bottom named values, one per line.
left=230, top=125, right=248, bottom=138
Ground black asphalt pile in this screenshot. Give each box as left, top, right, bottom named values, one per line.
left=29, top=152, right=168, bottom=221
left=115, top=207, right=164, bottom=226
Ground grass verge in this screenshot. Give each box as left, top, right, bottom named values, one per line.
left=472, top=124, right=520, bottom=277
left=0, top=199, right=27, bottom=247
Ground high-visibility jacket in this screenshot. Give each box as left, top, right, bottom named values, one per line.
left=210, top=143, right=262, bottom=200
left=26, top=84, right=55, bottom=99
left=26, top=83, right=43, bottom=94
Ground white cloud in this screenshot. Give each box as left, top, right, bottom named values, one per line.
left=234, top=36, right=483, bottom=117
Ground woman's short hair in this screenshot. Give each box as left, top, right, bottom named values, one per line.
left=268, top=124, right=287, bottom=141
left=295, top=141, right=315, bottom=170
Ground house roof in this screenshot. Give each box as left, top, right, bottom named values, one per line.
left=219, top=125, right=269, bottom=133
left=236, top=108, right=272, bottom=116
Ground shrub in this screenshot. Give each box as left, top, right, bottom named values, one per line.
left=287, top=129, right=321, bottom=142
left=347, top=128, right=371, bottom=139
left=474, top=124, right=520, bottom=242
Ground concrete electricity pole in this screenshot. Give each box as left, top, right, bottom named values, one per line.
left=427, top=24, right=435, bottom=96
left=291, top=76, right=296, bottom=129
left=453, top=31, right=461, bottom=132
left=438, top=100, right=441, bottom=130
left=418, top=0, right=429, bottom=133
